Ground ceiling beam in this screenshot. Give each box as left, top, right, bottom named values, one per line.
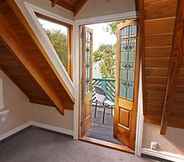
left=49, top=0, right=87, bottom=15
left=74, top=0, right=88, bottom=15
left=160, top=0, right=184, bottom=134
left=50, top=0, right=74, bottom=11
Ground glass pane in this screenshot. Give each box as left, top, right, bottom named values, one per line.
left=120, top=68, right=127, bottom=79
left=128, top=69, right=134, bottom=83
left=127, top=83, right=134, bottom=100
left=120, top=80, right=127, bottom=98
left=119, top=24, right=137, bottom=100
left=121, top=52, right=128, bottom=63
left=37, top=18, right=69, bottom=70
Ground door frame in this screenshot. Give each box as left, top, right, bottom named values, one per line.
left=73, top=11, right=144, bottom=156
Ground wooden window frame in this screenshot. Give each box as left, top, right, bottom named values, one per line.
left=35, top=13, right=73, bottom=78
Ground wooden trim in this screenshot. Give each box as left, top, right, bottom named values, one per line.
left=36, top=13, right=73, bottom=79
left=160, top=0, right=184, bottom=134
left=0, top=14, right=65, bottom=114
left=114, top=20, right=140, bottom=149
left=74, top=0, right=88, bottom=16
left=35, top=12, right=72, bottom=28
left=52, top=0, right=74, bottom=12
left=12, top=1, right=75, bottom=103
left=80, top=136, right=134, bottom=154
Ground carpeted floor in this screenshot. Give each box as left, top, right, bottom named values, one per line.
left=0, top=127, right=156, bottom=162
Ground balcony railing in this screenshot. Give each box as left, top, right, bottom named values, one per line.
left=92, top=78, right=116, bottom=102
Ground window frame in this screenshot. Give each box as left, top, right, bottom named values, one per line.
left=36, top=13, right=73, bottom=78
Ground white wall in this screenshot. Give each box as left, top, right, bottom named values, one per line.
left=0, top=70, right=31, bottom=134
left=23, top=0, right=74, bottom=131
left=30, top=104, right=73, bottom=130
left=21, top=0, right=74, bottom=20
left=142, top=123, right=184, bottom=155
left=75, top=0, right=135, bottom=19
left=1, top=0, right=183, bottom=160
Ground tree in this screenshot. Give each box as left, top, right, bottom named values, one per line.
left=46, top=30, right=68, bottom=68
left=106, top=21, right=121, bottom=35
left=93, top=44, right=115, bottom=78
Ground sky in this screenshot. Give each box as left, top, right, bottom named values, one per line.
left=38, top=18, right=68, bottom=35
left=38, top=18, right=117, bottom=52
left=86, top=23, right=117, bottom=51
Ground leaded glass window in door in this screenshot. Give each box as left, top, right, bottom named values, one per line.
left=84, top=28, right=93, bottom=93
left=119, top=24, right=137, bottom=101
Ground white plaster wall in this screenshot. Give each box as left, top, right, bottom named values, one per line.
left=30, top=104, right=73, bottom=130
left=23, top=0, right=74, bottom=131
left=142, top=123, right=184, bottom=155
left=0, top=70, right=31, bottom=134
left=75, top=0, right=135, bottom=19
left=19, top=0, right=74, bottom=20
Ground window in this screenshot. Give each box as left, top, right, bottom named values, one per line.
left=119, top=24, right=137, bottom=101
left=36, top=13, right=72, bottom=77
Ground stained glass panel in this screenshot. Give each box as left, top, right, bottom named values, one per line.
left=119, top=24, right=137, bottom=101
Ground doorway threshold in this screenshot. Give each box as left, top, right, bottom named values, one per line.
left=80, top=136, right=134, bottom=154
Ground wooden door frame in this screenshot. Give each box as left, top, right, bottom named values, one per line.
left=74, top=11, right=144, bottom=156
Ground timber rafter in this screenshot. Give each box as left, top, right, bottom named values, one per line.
left=50, top=0, right=88, bottom=15
left=160, top=0, right=184, bottom=134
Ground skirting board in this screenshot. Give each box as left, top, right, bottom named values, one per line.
left=0, top=121, right=73, bottom=142
left=142, top=148, right=184, bottom=162
left=0, top=121, right=32, bottom=141
left=30, top=121, right=73, bottom=136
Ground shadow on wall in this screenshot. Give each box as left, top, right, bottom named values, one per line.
left=142, top=123, right=184, bottom=155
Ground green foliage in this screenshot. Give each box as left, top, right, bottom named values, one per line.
left=46, top=30, right=68, bottom=68
left=106, top=21, right=120, bottom=35
left=93, top=44, right=115, bottom=78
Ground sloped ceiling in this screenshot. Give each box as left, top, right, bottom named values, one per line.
left=50, top=0, right=88, bottom=15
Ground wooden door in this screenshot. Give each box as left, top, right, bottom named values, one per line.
left=80, top=26, right=93, bottom=137
left=114, top=20, right=138, bottom=149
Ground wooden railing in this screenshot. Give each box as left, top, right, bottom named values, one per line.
left=92, top=78, right=116, bottom=102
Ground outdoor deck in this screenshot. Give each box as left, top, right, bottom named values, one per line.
left=86, top=106, right=121, bottom=144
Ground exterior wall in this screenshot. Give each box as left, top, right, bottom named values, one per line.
left=0, top=70, right=31, bottom=134
left=142, top=123, right=184, bottom=155
left=75, top=0, right=135, bottom=19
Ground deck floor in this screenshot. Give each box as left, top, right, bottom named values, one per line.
left=86, top=106, right=121, bottom=144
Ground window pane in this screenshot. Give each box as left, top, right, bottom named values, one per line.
left=38, top=18, right=69, bottom=70
left=119, top=24, right=137, bottom=101
left=127, top=83, right=134, bottom=100
left=120, top=80, right=127, bottom=98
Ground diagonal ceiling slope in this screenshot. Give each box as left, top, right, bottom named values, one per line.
left=0, top=0, right=75, bottom=114
left=50, top=0, right=88, bottom=15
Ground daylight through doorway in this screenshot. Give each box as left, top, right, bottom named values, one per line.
left=81, top=21, right=119, bottom=144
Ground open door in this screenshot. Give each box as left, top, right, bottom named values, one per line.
left=114, top=20, right=138, bottom=149
left=80, top=26, right=93, bottom=137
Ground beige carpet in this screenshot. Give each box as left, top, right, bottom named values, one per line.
left=0, top=127, right=156, bottom=162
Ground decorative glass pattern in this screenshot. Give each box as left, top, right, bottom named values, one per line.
left=85, top=31, right=93, bottom=92
left=119, top=24, right=137, bottom=101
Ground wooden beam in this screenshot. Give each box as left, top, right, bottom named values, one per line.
left=7, top=0, right=75, bottom=103
left=160, top=0, right=184, bottom=134
left=53, top=0, right=74, bottom=11
left=74, top=0, right=88, bottom=15
left=136, top=0, right=146, bottom=116
left=0, top=10, right=65, bottom=114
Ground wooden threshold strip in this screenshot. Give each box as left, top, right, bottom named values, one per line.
left=80, top=136, right=134, bottom=154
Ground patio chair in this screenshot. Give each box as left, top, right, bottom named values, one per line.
left=93, top=86, right=115, bottom=124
